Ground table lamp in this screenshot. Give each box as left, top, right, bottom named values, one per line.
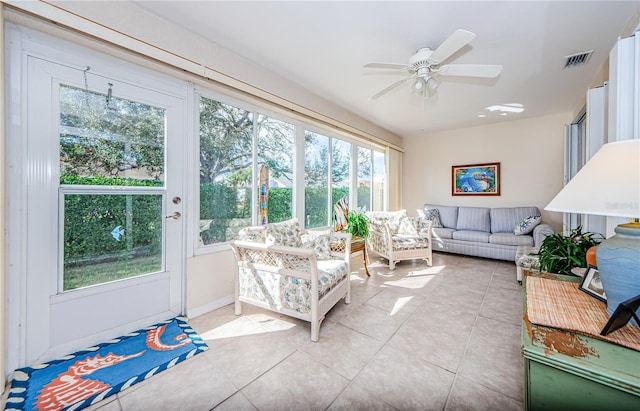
left=545, top=139, right=640, bottom=326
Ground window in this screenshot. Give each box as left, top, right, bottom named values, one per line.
left=59, top=85, right=165, bottom=290
left=256, top=114, right=295, bottom=224
left=198, top=97, right=253, bottom=246
left=197, top=93, right=387, bottom=248
left=331, top=138, right=351, bottom=207
left=357, top=147, right=372, bottom=210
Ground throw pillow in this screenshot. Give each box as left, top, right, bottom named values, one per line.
left=514, top=216, right=542, bottom=235
left=238, top=226, right=266, bottom=243
left=423, top=208, right=443, bottom=228
left=397, top=217, right=419, bottom=235
left=266, top=218, right=301, bottom=246
left=301, top=232, right=332, bottom=260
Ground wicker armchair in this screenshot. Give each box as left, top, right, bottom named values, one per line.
left=365, top=210, right=433, bottom=270
left=230, top=219, right=352, bottom=342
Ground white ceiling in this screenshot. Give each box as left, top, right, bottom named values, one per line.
left=136, top=1, right=639, bottom=139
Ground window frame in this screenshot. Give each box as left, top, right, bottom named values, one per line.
left=193, top=89, right=388, bottom=254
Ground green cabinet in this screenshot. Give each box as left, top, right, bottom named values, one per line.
left=522, top=272, right=640, bottom=410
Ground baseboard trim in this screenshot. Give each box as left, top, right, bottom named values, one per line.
left=186, top=295, right=234, bottom=319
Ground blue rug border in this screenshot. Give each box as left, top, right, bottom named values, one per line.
left=4, top=316, right=209, bottom=411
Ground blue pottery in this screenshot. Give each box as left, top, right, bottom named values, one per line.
left=596, top=224, right=640, bottom=326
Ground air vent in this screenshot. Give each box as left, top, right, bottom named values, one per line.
left=563, top=50, right=594, bottom=69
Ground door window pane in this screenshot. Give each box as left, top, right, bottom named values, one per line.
left=63, top=194, right=162, bottom=290
left=305, top=131, right=330, bottom=228
left=199, top=97, right=253, bottom=245
left=59, top=85, right=165, bottom=186
left=257, top=114, right=294, bottom=224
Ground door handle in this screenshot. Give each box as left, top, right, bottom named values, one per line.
left=165, top=212, right=181, bottom=220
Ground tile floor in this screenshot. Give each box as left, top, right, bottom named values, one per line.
left=89, top=252, right=525, bottom=411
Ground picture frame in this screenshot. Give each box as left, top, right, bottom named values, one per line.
left=452, top=162, right=500, bottom=196
left=579, top=266, right=607, bottom=302
left=600, top=294, right=640, bottom=336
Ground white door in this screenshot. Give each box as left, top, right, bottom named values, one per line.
left=14, top=43, right=186, bottom=367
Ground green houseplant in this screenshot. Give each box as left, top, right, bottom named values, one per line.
left=538, top=226, right=603, bottom=276
left=345, top=209, right=369, bottom=240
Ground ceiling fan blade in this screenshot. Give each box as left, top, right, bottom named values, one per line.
left=364, top=62, right=408, bottom=70
left=370, top=76, right=414, bottom=100
left=437, top=64, right=503, bottom=78
left=427, top=29, right=476, bottom=66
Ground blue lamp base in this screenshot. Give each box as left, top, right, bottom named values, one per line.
left=596, top=223, right=640, bottom=327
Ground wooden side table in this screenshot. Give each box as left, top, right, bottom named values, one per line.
left=351, top=238, right=370, bottom=276
left=522, top=271, right=640, bottom=410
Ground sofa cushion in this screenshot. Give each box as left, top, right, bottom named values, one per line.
left=424, top=204, right=458, bottom=229
left=392, top=234, right=430, bottom=250
left=489, top=232, right=534, bottom=247
left=432, top=227, right=455, bottom=240
left=456, top=207, right=491, bottom=232
left=514, top=216, right=542, bottom=235
left=490, top=207, right=541, bottom=233
left=452, top=230, right=490, bottom=243
left=238, top=259, right=348, bottom=315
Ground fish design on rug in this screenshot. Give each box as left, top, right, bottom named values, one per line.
left=146, top=324, right=191, bottom=351
left=35, top=351, right=144, bottom=411
left=33, top=325, right=192, bottom=410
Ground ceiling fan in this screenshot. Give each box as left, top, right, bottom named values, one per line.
left=364, top=29, right=503, bottom=100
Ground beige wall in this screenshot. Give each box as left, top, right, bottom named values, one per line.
left=402, top=113, right=571, bottom=231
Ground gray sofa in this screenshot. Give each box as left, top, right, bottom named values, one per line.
left=423, top=204, right=554, bottom=261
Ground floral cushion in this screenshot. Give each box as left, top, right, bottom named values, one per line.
left=238, top=260, right=348, bottom=314
left=301, top=231, right=332, bottom=260
left=238, top=226, right=266, bottom=243
left=366, top=210, right=407, bottom=234
left=265, top=218, right=301, bottom=247
left=423, top=208, right=444, bottom=228
left=392, top=235, right=430, bottom=250
left=397, top=217, right=419, bottom=236
left=514, top=216, right=541, bottom=235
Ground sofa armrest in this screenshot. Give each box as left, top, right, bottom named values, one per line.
left=418, top=219, right=433, bottom=240
left=366, top=220, right=393, bottom=254
left=533, top=223, right=554, bottom=248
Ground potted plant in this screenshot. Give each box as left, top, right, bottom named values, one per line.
left=345, top=209, right=369, bottom=240
left=538, top=226, right=603, bottom=276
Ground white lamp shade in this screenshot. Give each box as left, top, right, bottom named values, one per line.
left=545, top=139, right=640, bottom=218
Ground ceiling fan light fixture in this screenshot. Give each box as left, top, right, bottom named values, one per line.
left=426, top=76, right=440, bottom=91
left=412, top=78, right=425, bottom=93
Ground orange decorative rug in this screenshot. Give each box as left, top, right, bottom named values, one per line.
left=526, top=276, right=640, bottom=351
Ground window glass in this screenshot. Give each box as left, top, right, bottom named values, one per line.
left=196, top=95, right=388, bottom=248
left=257, top=114, right=294, bottom=224
left=59, top=85, right=164, bottom=186
left=357, top=147, right=372, bottom=211
left=199, top=97, right=253, bottom=245
left=63, top=194, right=162, bottom=290
left=331, top=139, right=351, bottom=207
left=373, top=150, right=385, bottom=211
left=305, top=131, right=330, bottom=228
left=59, top=85, right=165, bottom=290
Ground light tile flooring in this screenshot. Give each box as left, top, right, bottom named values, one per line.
left=90, top=252, right=525, bottom=411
